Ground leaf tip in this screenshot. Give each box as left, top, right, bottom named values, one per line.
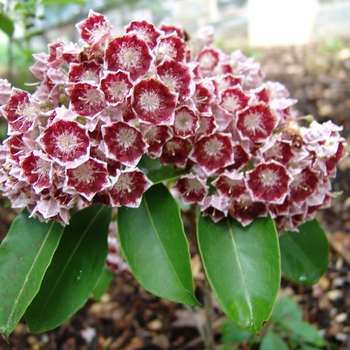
left=1, top=332, right=10, bottom=344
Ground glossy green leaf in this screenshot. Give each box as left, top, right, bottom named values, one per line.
left=137, top=155, right=188, bottom=184
left=25, top=204, right=111, bottom=333
left=197, top=215, right=280, bottom=333
left=279, top=219, right=329, bottom=285
left=0, top=210, right=64, bottom=338
left=260, top=331, right=289, bottom=350
left=118, top=183, right=199, bottom=306
left=92, top=268, right=114, bottom=301
left=0, top=14, right=15, bottom=37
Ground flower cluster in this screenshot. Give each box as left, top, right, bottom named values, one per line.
left=0, top=10, right=347, bottom=231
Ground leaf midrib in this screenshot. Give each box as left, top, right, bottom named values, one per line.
left=227, top=220, right=254, bottom=320
left=143, top=196, right=192, bottom=299
left=29, top=206, right=104, bottom=328
left=6, top=220, right=58, bottom=332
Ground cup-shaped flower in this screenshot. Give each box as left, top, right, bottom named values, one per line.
left=125, top=20, right=161, bottom=49
left=161, top=137, right=191, bottom=167
left=109, top=168, right=152, bottom=207
left=102, top=121, right=147, bottom=167
left=69, top=82, right=105, bottom=117
left=105, top=33, right=153, bottom=81
left=190, top=133, right=234, bottom=174
left=37, top=119, right=90, bottom=168
left=100, top=70, right=132, bottom=104
left=76, top=10, right=112, bottom=47
left=132, top=78, right=177, bottom=125
left=174, top=174, right=208, bottom=204
left=19, top=151, right=53, bottom=194
left=65, top=158, right=110, bottom=201
left=246, top=161, right=292, bottom=204
left=173, top=106, right=199, bottom=138
left=143, top=125, right=173, bottom=157
left=156, top=58, right=194, bottom=102
left=212, top=171, right=246, bottom=199
left=236, top=102, right=278, bottom=142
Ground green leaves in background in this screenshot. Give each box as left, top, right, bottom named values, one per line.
left=197, top=215, right=280, bottom=334
left=279, top=219, right=329, bottom=285
left=0, top=13, right=15, bottom=37
left=24, top=204, right=111, bottom=333
left=0, top=210, right=64, bottom=338
left=137, top=155, right=188, bottom=184
left=118, top=183, right=199, bottom=306
left=260, top=331, right=289, bottom=350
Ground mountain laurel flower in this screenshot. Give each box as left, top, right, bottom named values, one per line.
left=0, top=11, right=346, bottom=230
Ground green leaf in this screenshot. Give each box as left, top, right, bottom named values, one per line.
left=92, top=268, right=114, bottom=301
left=300, top=345, right=323, bottom=350
left=280, top=319, right=324, bottom=347
left=197, top=215, right=280, bottom=333
left=221, top=318, right=253, bottom=344
left=279, top=219, right=329, bottom=285
left=24, top=204, right=111, bottom=333
left=118, top=183, right=199, bottom=306
left=137, top=155, right=188, bottom=184
left=0, top=14, right=15, bottom=37
left=0, top=211, right=64, bottom=338
left=260, top=331, right=289, bottom=350
left=271, top=296, right=302, bottom=323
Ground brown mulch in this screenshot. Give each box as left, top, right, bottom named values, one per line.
left=1, top=37, right=350, bottom=350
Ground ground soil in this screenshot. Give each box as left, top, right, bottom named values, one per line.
left=0, top=37, right=350, bottom=350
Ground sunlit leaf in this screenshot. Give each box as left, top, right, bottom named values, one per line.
left=25, top=205, right=111, bottom=333
left=0, top=211, right=63, bottom=337
left=118, top=183, right=199, bottom=306
left=197, top=215, right=280, bottom=333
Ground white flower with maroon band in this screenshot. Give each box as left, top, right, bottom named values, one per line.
left=143, top=125, right=173, bottom=157
left=125, top=20, right=161, bottom=49
left=173, top=106, right=199, bottom=138
left=196, top=47, right=220, bottom=73
left=105, top=33, right=153, bottom=81
left=212, top=171, right=246, bottom=200
left=174, top=174, right=208, bottom=204
left=260, top=138, right=294, bottom=165
left=100, top=70, right=132, bottom=104
left=219, top=86, right=250, bottom=115
left=76, top=10, right=112, bottom=47
left=109, top=169, right=152, bottom=207
left=1, top=89, right=39, bottom=134
left=3, top=134, right=32, bottom=164
left=161, top=137, right=191, bottom=167
left=65, top=158, right=110, bottom=201
left=236, top=103, right=278, bottom=143
left=68, top=60, right=102, bottom=84
left=132, top=78, right=177, bottom=125
left=195, top=116, right=217, bottom=139
left=192, top=79, right=215, bottom=116
left=37, top=119, right=90, bottom=168
left=289, top=167, right=319, bottom=204
left=156, top=34, right=186, bottom=63
left=69, top=82, right=105, bottom=117
left=229, top=194, right=268, bottom=227
left=246, top=161, right=292, bottom=204
left=190, top=133, right=233, bottom=174
left=102, top=121, right=146, bottom=167
left=156, top=58, right=194, bottom=103
left=19, top=151, right=53, bottom=193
